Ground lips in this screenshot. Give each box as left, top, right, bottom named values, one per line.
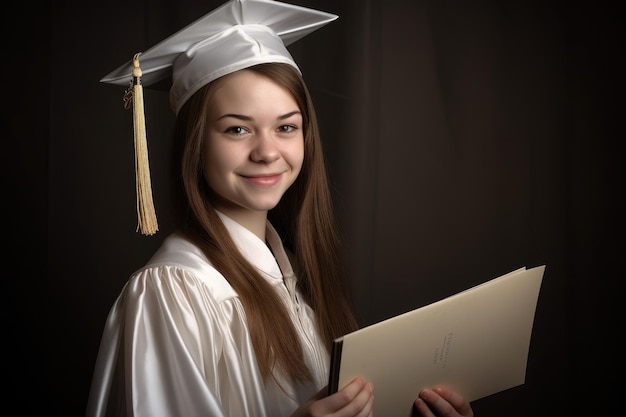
left=242, top=173, right=282, bottom=187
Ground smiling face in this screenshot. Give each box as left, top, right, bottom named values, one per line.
left=202, top=69, right=305, bottom=228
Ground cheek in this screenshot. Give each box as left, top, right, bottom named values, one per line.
left=286, top=139, right=305, bottom=172
left=203, top=141, right=235, bottom=186
left=203, top=159, right=219, bottom=188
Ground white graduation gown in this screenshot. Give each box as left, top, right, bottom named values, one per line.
left=85, top=212, right=329, bottom=417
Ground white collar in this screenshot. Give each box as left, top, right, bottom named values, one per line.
left=216, top=211, right=294, bottom=284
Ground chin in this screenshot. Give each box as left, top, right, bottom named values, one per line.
left=253, top=202, right=281, bottom=212
left=246, top=195, right=285, bottom=211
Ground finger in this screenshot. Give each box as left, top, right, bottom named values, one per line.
left=311, top=377, right=374, bottom=416
left=350, top=387, right=374, bottom=417
left=352, top=383, right=375, bottom=417
left=414, top=396, right=437, bottom=417
left=431, top=385, right=473, bottom=417
left=335, top=377, right=374, bottom=417
left=415, top=388, right=458, bottom=417
left=416, top=387, right=473, bottom=417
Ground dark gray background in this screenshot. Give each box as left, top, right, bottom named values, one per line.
left=5, top=0, right=623, bottom=415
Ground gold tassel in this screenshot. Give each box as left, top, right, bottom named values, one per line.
left=124, top=53, right=158, bottom=235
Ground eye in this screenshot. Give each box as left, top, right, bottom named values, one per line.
left=277, top=124, right=298, bottom=134
left=224, top=126, right=249, bottom=136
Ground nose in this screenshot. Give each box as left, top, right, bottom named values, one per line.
left=250, top=131, right=280, bottom=163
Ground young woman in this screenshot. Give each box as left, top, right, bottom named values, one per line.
left=87, top=2, right=475, bottom=416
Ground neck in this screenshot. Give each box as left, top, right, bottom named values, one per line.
left=219, top=208, right=268, bottom=241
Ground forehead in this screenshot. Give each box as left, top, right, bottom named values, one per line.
left=208, top=69, right=299, bottom=113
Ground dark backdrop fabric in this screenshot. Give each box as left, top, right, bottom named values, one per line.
left=5, top=0, right=623, bottom=415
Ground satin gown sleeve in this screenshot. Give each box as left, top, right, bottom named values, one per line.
left=86, top=263, right=270, bottom=417
left=86, top=220, right=329, bottom=417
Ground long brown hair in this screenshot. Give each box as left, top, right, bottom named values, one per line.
left=171, top=62, right=358, bottom=385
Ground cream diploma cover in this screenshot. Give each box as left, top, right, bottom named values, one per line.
left=328, top=265, right=546, bottom=417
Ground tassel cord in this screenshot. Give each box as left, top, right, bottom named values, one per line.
left=126, top=53, right=158, bottom=235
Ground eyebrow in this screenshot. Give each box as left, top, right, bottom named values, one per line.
left=216, top=110, right=301, bottom=121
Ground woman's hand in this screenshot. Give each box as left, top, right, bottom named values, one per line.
left=413, top=385, right=474, bottom=417
left=291, top=376, right=374, bottom=417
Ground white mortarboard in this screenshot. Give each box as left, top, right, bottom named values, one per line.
left=102, top=0, right=338, bottom=114
left=101, top=0, right=337, bottom=236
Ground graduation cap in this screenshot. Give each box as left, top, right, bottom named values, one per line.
left=101, top=0, right=337, bottom=235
